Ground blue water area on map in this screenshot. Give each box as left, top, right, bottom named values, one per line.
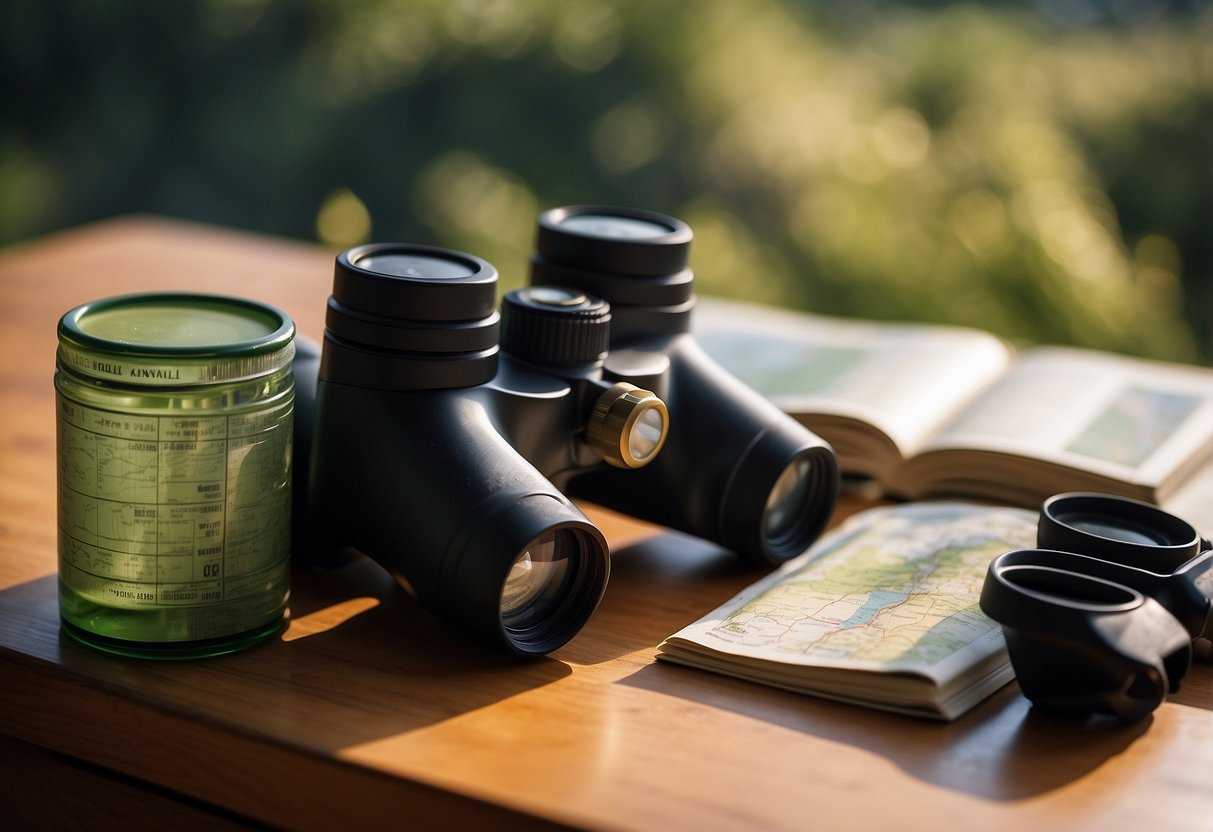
left=840, top=591, right=909, bottom=627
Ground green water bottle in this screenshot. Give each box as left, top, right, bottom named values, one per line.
left=55, top=292, right=295, bottom=659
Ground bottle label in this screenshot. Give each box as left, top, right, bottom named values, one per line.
left=56, top=395, right=291, bottom=609
left=57, top=342, right=295, bottom=387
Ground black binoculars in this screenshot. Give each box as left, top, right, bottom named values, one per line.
left=295, top=206, right=840, bottom=655
left=981, top=492, right=1212, bottom=721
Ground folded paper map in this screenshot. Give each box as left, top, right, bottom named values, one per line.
left=657, top=502, right=1038, bottom=720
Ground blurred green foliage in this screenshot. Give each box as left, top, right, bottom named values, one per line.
left=2, top=0, right=1210, bottom=361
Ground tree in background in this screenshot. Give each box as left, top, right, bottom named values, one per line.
left=3, top=0, right=1210, bottom=361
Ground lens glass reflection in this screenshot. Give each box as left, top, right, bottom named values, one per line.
left=500, top=530, right=576, bottom=631
left=763, top=457, right=813, bottom=542
left=1060, top=513, right=1167, bottom=546
left=628, top=407, right=665, bottom=461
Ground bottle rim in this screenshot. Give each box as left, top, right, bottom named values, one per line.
left=57, top=292, right=296, bottom=387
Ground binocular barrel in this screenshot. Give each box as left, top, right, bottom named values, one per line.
left=306, top=244, right=609, bottom=655
left=531, top=205, right=840, bottom=564
left=563, top=337, right=837, bottom=564
left=307, top=382, right=609, bottom=655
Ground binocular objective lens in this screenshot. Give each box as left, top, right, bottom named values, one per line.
left=354, top=253, right=477, bottom=280
left=500, top=530, right=576, bottom=631
left=763, top=457, right=814, bottom=545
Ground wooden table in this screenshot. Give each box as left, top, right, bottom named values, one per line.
left=1, top=218, right=1209, bottom=831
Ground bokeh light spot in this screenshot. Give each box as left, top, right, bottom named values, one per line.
left=316, top=188, right=372, bottom=248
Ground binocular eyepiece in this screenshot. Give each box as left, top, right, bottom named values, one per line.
left=981, top=493, right=1212, bottom=721
left=300, top=206, right=840, bottom=655
left=321, top=244, right=500, bottom=389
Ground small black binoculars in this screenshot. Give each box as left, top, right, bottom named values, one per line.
left=295, top=206, right=840, bottom=655
left=981, top=492, right=1212, bottom=722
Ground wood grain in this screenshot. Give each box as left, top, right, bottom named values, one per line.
left=0, top=218, right=1209, bottom=832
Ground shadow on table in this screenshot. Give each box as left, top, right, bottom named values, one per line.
left=620, top=655, right=1155, bottom=801
left=597, top=532, right=1170, bottom=801
left=554, top=528, right=765, bottom=666
left=0, top=566, right=571, bottom=752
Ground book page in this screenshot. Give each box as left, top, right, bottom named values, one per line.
left=693, top=298, right=1012, bottom=457
left=1161, top=455, right=1213, bottom=541
left=657, top=503, right=1038, bottom=719
left=915, top=347, right=1213, bottom=495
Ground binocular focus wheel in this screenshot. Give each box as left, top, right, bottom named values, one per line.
left=587, top=383, right=670, bottom=469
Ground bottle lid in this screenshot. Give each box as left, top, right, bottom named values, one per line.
left=57, top=292, right=296, bottom=386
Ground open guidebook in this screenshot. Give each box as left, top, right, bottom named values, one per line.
left=694, top=298, right=1213, bottom=535
left=657, top=502, right=1038, bottom=721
